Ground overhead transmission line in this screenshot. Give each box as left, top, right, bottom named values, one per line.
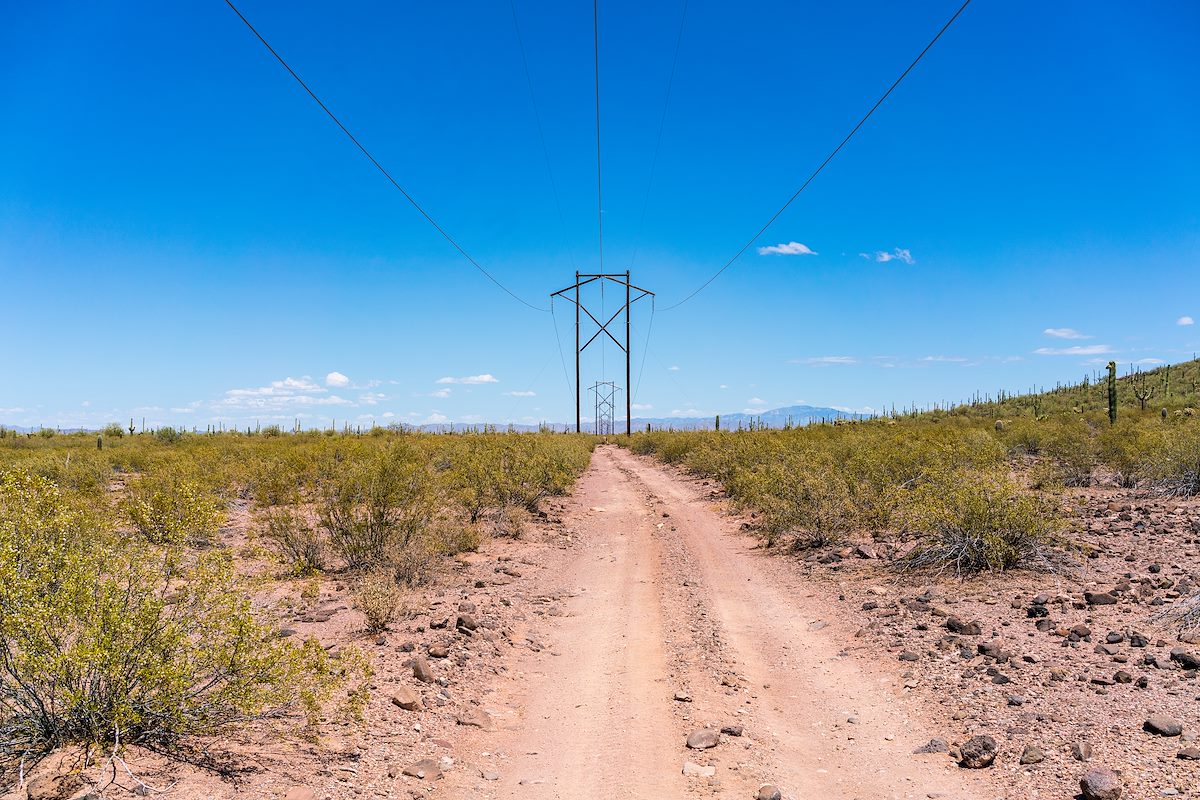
left=593, top=0, right=604, bottom=273
left=509, top=0, right=578, bottom=272
left=630, top=0, right=689, bottom=271
left=661, top=0, right=973, bottom=311
left=223, top=0, right=548, bottom=312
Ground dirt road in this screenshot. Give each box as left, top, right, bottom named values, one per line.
left=457, top=446, right=1002, bottom=799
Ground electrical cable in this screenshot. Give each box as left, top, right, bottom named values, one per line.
left=593, top=0, right=604, bottom=273
left=509, top=0, right=578, bottom=272
left=661, top=0, right=972, bottom=311
left=629, top=0, right=689, bottom=270
left=223, top=0, right=548, bottom=312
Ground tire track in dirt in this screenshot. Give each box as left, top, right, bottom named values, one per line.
left=456, top=446, right=1005, bottom=799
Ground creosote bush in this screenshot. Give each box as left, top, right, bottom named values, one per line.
left=901, top=469, right=1060, bottom=574
left=262, top=508, right=325, bottom=575
left=123, top=476, right=223, bottom=546
left=0, top=470, right=357, bottom=766
left=354, top=571, right=405, bottom=633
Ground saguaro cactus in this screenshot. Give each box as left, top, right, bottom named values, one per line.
left=1107, top=361, right=1118, bottom=425
left=715, top=414, right=721, bottom=431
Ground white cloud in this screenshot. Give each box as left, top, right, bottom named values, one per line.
left=1043, top=328, right=1090, bottom=340
left=1179, top=316, right=1195, bottom=326
left=793, top=355, right=858, bottom=366
left=719, top=384, right=728, bottom=389
left=758, top=241, right=817, bottom=256
left=382, top=412, right=396, bottom=418
left=423, top=412, right=449, bottom=425
left=325, top=371, right=350, bottom=387
left=668, top=365, right=680, bottom=371
left=430, top=388, right=451, bottom=398
left=748, top=397, right=768, bottom=406
left=920, top=355, right=968, bottom=363
left=358, top=392, right=386, bottom=405
left=221, top=376, right=350, bottom=410
left=1135, top=358, right=1165, bottom=365
left=631, top=403, right=653, bottom=411
left=869, top=248, right=915, bottom=265
left=436, top=374, right=499, bottom=385
left=504, top=390, right=537, bottom=397
left=1033, top=345, right=1113, bottom=356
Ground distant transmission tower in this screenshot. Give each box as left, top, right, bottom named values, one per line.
left=551, top=271, right=654, bottom=435
left=589, top=381, right=618, bottom=435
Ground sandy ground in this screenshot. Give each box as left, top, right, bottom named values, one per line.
left=445, top=445, right=1002, bottom=799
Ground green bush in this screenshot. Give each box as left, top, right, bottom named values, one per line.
left=319, top=446, right=440, bottom=570
left=262, top=508, right=325, bottom=575
left=901, top=469, right=1059, bottom=574
left=0, top=470, right=354, bottom=762
left=123, top=476, right=224, bottom=546
left=354, top=571, right=405, bottom=633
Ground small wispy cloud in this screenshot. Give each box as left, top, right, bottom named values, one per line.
left=1179, top=316, right=1195, bottom=326
left=1135, top=358, right=1165, bottom=365
left=1033, top=345, right=1113, bottom=356
left=758, top=241, right=817, bottom=256
left=504, top=390, right=536, bottom=397
left=792, top=355, right=858, bottom=366
left=436, top=374, right=499, bottom=385
left=747, top=397, right=768, bottom=406
left=668, top=365, right=680, bottom=371
left=325, top=371, right=350, bottom=387
left=919, top=355, right=968, bottom=363
left=632, top=403, right=653, bottom=411
left=1043, top=328, right=1091, bottom=340
left=430, top=388, right=451, bottom=398
left=860, top=248, right=914, bottom=265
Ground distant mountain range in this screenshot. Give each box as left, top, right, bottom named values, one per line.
left=2, top=405, right=867, bottom=435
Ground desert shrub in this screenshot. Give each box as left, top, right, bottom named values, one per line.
left=262, top=508, right=325, bottom=575
left=319, top=446, right=440, bottom=570
left=1031, top=418, right=1098, bottom=487
left=354, top=571, right=405, bottom=632
left=0, top=470, right=354, bottom=763
left=101, top=423, right=125, bottom=438
left=901, top=469, right=1059, bottom=574
left=1140, top=420, right=1200, bottom=497
left=747, top=459, right=854, bottom=548
left=123, top=476, right=224, bottom=546
left=154, top=426, right=183, bottom=444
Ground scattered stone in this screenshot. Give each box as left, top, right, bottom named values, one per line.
left=686, top=729, right=721, bottom=750
left=946, top=617, right=983, bottom=636
left=391, top=687, right=422, bottom=711
left=682, top=761, right=715, bottom=778
left=913, top=738, right=949, bottom=754
left=456, top=613, right=479, bottom=631
left=401, top=759, right=441, bottom=780
left=411, top=655, right=435, bottom=683
left=673, top=691, right=692, bottom=702
left=957, top=735, right=997, bottom=768
left=720, top=725, right=743, bottom=737
left=283, top=789, right=317, bottom=800
left=1019, top=744, right=1045, bottom=764
left=756, top=787, right=783, bottom=800
left=456, top=707, right=493, bottom=730
left=1073, top=741, right=1093, bottom=761
left=1178, top=748, right=1200, bottom=760
left=1085, top=592, right=1119, bottom=606
left=1170, top=648, right=1200, bottom=670
left=1145, top=714, right=1183, bottom=737
left=428, top=644, right=450, bottom=659
left=1080, top=767, right=1122, bottom=800
left=898, top=650, right=919, bottom=662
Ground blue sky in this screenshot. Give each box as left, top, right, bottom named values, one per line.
left=1, top=1, right=1197, bottom=429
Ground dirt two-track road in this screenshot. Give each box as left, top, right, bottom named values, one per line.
left=448, top=446, right=1003, bottom=799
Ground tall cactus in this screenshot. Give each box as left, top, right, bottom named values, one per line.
left=715, top=414, right=720, bottom=432
left=1107, top=361, right=1118, bottom=425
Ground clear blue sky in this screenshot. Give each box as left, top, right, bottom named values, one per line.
left=2, top=1, right=1197, bottom=429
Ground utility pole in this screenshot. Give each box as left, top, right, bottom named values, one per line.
left=551, top=271, right=653, bottom=435
left=589, top=381, right=618, bottom=435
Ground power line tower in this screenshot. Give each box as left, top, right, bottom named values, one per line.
left=589, top=381, right=618, bottom=435
left=551, top=271, right=654, bottom=435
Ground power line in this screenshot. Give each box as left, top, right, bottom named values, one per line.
left=509, top=0, right=578, bottom=272
left=593, top=0, right=604, bottom=273
left=550, top=297, right=574, bottom=399
left=633, top=295, right=656, bottom=404
left=223, top=0, right=547, bottom=312
left=661, top=0, right=972, bottom=311
left=630, top=0, right=689, bottom=270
